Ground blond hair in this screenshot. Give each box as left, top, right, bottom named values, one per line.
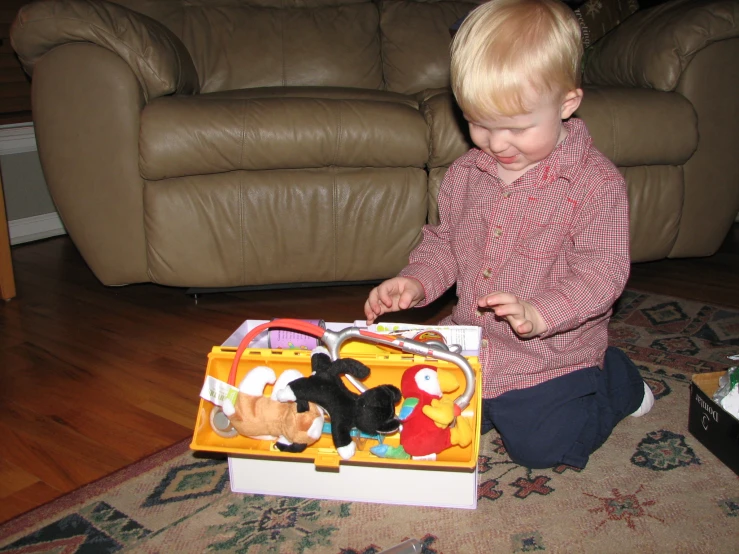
left=451, top=0, right=583, bottom=119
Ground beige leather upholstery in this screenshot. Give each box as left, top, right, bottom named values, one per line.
left=584, top=0, right=739, bottom=91
left=144, top=168, right=428, bottom=287
left=585, top=0, right=739, bottom=258
left=12, top=0, right=199, bottom=100
left=139, top=94, right=429, bottom=179
left=32, top=43, right=149, bottom=284
left=672, top=38, right=739, bottom=257
left=380, top=0, right=481, bottom=93
left=10, top=0, right=739, bottom=287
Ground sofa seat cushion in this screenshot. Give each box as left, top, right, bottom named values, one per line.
left=144, top=167, right=429, bottom=287
left=140, top=87, right=429, bottom=180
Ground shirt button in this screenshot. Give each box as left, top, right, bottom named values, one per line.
left=481, top=339, right=489, bottom=348
left=476, top=309, right=484, bottom=317
left=502, top=191, right=511, bottom=198
left=482, top=268, right=492, bottom=279
left=493, top=227, right=503, bottom=238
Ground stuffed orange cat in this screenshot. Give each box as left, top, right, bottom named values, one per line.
left=223, top=366, right=324, bottom=452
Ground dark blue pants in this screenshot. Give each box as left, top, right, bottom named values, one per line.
left=481, top=346, right=645, bottom=469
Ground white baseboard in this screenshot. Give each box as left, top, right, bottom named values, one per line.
left=1, top=122, right=66, bottom=245
left=9, top=212, right=66, bottom=245
left=0, top=122, right=36, bottom=156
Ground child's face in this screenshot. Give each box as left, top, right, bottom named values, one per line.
left=465, top=87, right=582, bottom=177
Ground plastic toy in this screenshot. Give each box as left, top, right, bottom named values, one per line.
left=204, top=318, right=478, bottom=466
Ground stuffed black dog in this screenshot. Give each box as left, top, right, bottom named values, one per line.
left=276, top=349, right=401, bottom=459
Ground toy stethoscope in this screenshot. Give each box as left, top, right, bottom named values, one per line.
left=210, top=318, right=476, bottom=439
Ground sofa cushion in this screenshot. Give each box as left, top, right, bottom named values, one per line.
left=622, top=165, right=684, bottom=262
left=139, top=88, right=429, bottom=180
left=114, top=0, right=384, bottom=93
left=380, top=0, right=484, bottom=94
left=144, top=168, right=428, bottom=287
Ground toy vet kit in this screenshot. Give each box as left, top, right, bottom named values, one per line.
left=191, top=318, right=483, bottom=509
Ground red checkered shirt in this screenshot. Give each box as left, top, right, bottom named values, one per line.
left=399, top=118, right=631, bottom=398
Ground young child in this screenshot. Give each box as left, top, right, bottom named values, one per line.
left=364, top=0, right=653, bottom=469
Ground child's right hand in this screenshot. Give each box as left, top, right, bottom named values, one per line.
left=364, top=277, right=425, bottom=325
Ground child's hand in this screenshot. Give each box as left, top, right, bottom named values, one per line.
left=364, top=277, right=425, bottom=325
left=478, top=292, right=547, bottom=338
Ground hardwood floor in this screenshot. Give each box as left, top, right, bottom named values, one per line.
left=1, top=225, right=738, bottom=524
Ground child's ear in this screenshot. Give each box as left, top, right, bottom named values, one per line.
left=560, top=88, right=583, bottom=119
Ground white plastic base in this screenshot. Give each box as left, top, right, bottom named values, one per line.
left=228, top=456, right=478, bottom=509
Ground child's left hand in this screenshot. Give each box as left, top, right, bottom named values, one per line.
left=478, top=292, right=547, bottom=338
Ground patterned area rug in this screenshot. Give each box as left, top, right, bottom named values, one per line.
left=1, top=290, right=738, bottom=553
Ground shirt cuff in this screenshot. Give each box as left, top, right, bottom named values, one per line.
left=398, top=263, right=444, bottom=307
left=529, top=290, right=580, bottom=338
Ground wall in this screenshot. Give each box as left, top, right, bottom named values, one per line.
left=0, top=123, right=66, bottom=244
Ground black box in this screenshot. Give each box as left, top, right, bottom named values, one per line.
left=688, top=372, right=739, bottom=476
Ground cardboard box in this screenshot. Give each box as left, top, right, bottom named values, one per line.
left=688, top=372, right=739, bottom=475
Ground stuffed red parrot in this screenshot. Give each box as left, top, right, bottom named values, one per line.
left=398, top=364, right=457, bottom=456
left=371, top=364, right=472, bottom=459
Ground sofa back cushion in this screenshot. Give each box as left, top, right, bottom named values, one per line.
left=114, top=0, right=383, bottom=93
left=380, top=0, right=483, bottom=94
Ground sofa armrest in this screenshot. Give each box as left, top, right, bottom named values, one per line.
left=10, top=0, right=199, bottom=101
left=584, top=0, right=739, bottom=91
left=417, top=88, right=471, bottom=169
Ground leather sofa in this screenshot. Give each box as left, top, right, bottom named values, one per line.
left=10, top=0, right=739, bottom=288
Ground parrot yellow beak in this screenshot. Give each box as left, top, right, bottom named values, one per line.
left=436, top=369, right=460, bottom=394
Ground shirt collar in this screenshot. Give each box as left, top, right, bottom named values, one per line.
left=556, top=118, right=591, bottom=182
left=473, top=118, right=591, bottom=186
left=474, top=151, right=498, bottom=176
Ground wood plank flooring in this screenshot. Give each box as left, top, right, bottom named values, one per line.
left=1, top=225, right=738, bottom=524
